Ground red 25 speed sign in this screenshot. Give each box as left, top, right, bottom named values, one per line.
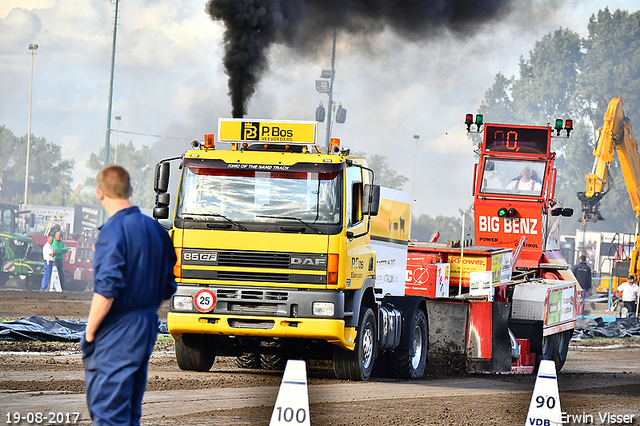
left=194, top=289, right=216, bottom=312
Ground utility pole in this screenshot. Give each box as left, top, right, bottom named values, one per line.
left=24, top=43, right=38, bottom=205
left=324, top=29, right=337, bottom=153
left=100, top=0, right=120, bottom=225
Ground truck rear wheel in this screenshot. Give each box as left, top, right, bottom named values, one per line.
left=333, top=307, right=376, bottom=381
left=175, top=334, right=216, bottom=372
left=235, top=352, right=260, bottom=369
left=390, top=309, right=428, bottom=379
left=552, top=330, right=572, bottom=372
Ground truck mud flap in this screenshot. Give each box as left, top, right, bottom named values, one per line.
left=424, top=300, right=467, bottom=369
left=424, top=300, right=512, bottom=373
left=467, top=301, right=511, bottom=373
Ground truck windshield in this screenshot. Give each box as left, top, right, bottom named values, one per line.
left=480, top=159, right=546, bottom=197
left=176, top=160, right=342, bottom=225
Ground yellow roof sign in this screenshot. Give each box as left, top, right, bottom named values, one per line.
left=218, top=119, right=318, bottom=145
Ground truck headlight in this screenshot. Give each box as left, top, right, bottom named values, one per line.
left=173, top=296, right=194, bottom=311
left=312, top=302, right=335, bottom=317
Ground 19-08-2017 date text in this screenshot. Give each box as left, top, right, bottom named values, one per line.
left=5, top=412, right=81, bottom=424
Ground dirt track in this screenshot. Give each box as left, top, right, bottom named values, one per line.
left=1, top=289, right=640, bottom=425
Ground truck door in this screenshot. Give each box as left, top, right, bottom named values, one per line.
left=345, top=164, right=374, bottom=290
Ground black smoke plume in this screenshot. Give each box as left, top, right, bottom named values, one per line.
left=207, top=0, right=514, bottom=118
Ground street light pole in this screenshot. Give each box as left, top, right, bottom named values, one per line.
left=24, top=43, right=38, bottom=206
left=324, top=29, right=337, bottom=153
left=114, top=116, right=121, bottom=164
left=411, top=134, right=419, bottom=209
left=100, top=0, right=120, bottom=225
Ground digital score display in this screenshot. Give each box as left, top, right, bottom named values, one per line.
left=484, top=125, right=550, bottom=155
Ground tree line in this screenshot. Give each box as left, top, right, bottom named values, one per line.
left=0, top=126, right=155, bottom=208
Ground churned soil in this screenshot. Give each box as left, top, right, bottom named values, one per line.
left=1, top=289, right=640, bottom=426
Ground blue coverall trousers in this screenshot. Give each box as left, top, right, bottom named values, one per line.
left=40, top=261, right=53, bottom=291
left=81, top=309, right=158, bottom=426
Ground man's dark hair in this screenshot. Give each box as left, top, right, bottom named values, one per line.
left=579, top=255, right=586, bottom=262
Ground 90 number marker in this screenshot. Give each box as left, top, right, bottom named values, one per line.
left=535, top=395, right=556, bottom=409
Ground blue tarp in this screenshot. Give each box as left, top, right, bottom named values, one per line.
left=0, top=316, right=170, bottom=342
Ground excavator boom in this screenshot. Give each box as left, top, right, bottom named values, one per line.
left=578, top=97, right=640, bottom=279
left=578, top=97, right=640, bottom=222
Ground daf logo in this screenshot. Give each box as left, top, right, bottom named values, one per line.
left=291, top=257, right=326, bottom=267
left=184, top=252, right=218, bottom=262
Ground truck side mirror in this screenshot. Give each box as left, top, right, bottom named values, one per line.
left=154, top=163, right=170, bottom=193
left=362, top=184, right=380, bottom=216
left=153, top=206, right=169, bottom=220
left=156, top=192, right=170, bottom=207
left=561, top=208, right=574, bottom=217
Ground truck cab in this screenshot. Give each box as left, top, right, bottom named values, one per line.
left=472, top=120, right=575, bottom=282
left=155, top=119, right=412, bottom=381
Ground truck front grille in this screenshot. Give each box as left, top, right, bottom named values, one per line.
left=217, top=289, right=289, bottom=301
left=217, top=270, right=289, bottom=282
left=218, top=251, right=290, bottom=268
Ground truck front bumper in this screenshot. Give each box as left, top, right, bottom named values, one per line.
left=168, top=312, right=357, bottom=351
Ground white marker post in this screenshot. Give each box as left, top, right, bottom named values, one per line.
left=526, top=360, right=562, bottom=426
left=49, top=266, right=63, bottom=292
left=269, top=359, right=310, bottom=426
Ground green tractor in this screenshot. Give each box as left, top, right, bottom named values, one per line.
left=0, top=204, right=44, bottom=290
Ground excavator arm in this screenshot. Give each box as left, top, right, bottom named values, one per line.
left=578, top=98, right=640, bottom=220
left=577, top=97, right=640, bottom=278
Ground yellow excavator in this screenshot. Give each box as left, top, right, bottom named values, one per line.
left=577, top=97, right=640, bottom=293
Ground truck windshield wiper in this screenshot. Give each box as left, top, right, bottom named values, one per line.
left=256, top=215, right=323, bottom=234
left=181, top=212, right=247, bottom=231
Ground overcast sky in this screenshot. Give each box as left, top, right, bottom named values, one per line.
left=0, top=0, right=633, bottom=217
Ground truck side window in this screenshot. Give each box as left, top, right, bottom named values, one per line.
left=346, top=166, right=363, bottom=227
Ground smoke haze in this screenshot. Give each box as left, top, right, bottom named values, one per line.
left=207, top=0, right=514, bottom=117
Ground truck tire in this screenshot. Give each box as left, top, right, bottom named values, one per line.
left=390, top=309, right=428, bottom=380
left=333, top=307, right=376, bottom=381
left=175, top=334, right=215, bottom=372
left=535, top=333, right=556, bottom=373
left=552, top=330, right=572, bottom=372
left=235, top=352, right=260, bottom=369
left=260, top=354, right=286, bottom=370
left=541, top=334, right=555, bottom=361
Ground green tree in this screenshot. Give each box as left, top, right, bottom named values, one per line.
left=352, top=152, right=409, bottom=190
left=511, top=28, right=582, bottom=125
left=85, top=142, right=156, bottom=208
left=411, top=208, right=473, bottom=243
left=573, top=8, right=640, bottom=233
left=578, top=8, right=640, bottom=126
left=0, top=126, right=74, bottom=206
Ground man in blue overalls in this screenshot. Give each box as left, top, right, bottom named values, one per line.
left=81, top=165, right=176, bottom=426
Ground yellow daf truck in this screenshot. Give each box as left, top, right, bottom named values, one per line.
left=154, top=119, right=414, bottom=381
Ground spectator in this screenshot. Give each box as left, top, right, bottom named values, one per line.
left=80, top=164, right=176, bottom=425
left=51, top=231, right=68, bottom=288
left=616, top=276, right=639, bottom=318
left=572, top=255, right=592, bottom=305
left=39, top=236, right=55, bottom=291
